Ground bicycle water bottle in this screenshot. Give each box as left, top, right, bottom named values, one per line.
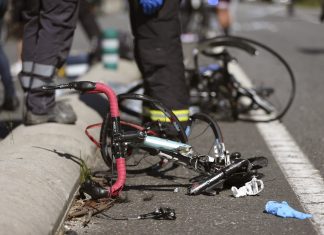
left=102, top=28, right=119, bottom=70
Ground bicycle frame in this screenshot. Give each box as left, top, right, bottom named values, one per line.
left=35, top=81, right=267, bottom=198
left=119, top=36, right=295, bottom=123
left=191, top=35, right=296, bottom=122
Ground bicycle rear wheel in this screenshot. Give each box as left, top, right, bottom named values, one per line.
left=196, top=35, right=296, bottom=122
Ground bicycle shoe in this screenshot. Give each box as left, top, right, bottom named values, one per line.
left=79, top=179, right=108, bottom=200
left=24, top=101, right=77, bottom=125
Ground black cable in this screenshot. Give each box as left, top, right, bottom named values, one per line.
left=96, top=207, right=176, bottom=221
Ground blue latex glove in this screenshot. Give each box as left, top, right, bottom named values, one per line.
left=139, top=0, right=164, bottom=15
left=265, top=201, right=312, bottom=220
left=207, top=0, right=219, bottom=6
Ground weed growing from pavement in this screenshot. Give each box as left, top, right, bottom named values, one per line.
left=79, top=152, right=92, bottom=183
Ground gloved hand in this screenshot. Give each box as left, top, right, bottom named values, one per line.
left=207, top=0, right=219, bottom=6
left=265, top=201, right=312, bottom=220
left=139, top=0, right=164, bottom=15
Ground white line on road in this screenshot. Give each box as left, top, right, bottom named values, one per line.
left=257, top=121, right=324, bottom=234
left=229, top=61, right=324, bottom=234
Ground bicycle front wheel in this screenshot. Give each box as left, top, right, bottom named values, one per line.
left=186, top=112, right=224, bottom=159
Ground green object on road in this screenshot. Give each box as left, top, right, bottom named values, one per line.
left=79, top=157, right=92, bottom=183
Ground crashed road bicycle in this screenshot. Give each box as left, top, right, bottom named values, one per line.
left=35, top=81, right=268, bottom=199
left=123, top=35, right=296, bottom=123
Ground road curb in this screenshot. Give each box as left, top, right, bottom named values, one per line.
left=0, top=60, right=140, bottom=235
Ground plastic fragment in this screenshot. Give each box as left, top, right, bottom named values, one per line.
left=231, top=176, right=264, bottom=198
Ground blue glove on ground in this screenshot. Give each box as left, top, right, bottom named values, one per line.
left=139, top=0, right=164, bottom=15
left=265, top=201, right=312, bottom=220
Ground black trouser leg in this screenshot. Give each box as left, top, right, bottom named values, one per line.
left=78, top=0, right=101, bottom=40
left=0, top=20, right=16, bottom=99
left=21, top=0, right=79, bottom=114
left=128, top=0, right=189, bottom=112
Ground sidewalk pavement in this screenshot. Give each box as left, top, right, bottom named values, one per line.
left=0, top=60, right=141, bottom=235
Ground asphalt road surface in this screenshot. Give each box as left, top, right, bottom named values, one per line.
left=2, top=1, right=324, bottom=234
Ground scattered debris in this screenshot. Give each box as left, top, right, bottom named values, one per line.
left=67, top=197, right=116, bottom=227
left=66, top=175, right=116, bottom=227
left=142, top=193, right=155, bottom=201
left=231, top=176, right=264, bottom=198
left=96, top=207, right=176, bottom=221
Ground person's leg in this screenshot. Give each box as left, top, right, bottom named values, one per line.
left=20, top=0, right=55, bottom=119
left=180, top=0, right=193, bottom=34
left=0, top=47, right=14, bottom=98
left=128, top=0, right=190, bottom=125
left=78, top=0, right=101, bottom=40
left=216, top=0, right=231, bottom=35
left=320, top=0, right=324, bottom=22
left=0, top=18, right=19, bottom=110
left=78, top=0, right=102, bottom=61
left=0, top=41, right=19, bottom=111
left=34, top=0, right=79, bottom=68
left=21, top=0, right=40, bottom=75
left=20, top=0, right=79, bottom=124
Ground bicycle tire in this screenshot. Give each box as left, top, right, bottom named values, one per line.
left=118, top=93, right=187, bottom=142
left=99, top=115, right=151, bottom=168
left=100, top=94, right=188, bottom=168
left=186, top=112, right=224, bottom=159
left=195, top=35, right=296, bottom=122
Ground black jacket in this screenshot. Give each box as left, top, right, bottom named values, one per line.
left=0, top=0, right=8, bottom=19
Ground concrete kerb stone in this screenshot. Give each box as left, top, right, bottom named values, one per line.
left=0, top=60, right=141, bottom=235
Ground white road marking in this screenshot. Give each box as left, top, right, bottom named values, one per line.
left=257, top=122, right=324, bottom=234
left=231, top=61, right=324, bottom=234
